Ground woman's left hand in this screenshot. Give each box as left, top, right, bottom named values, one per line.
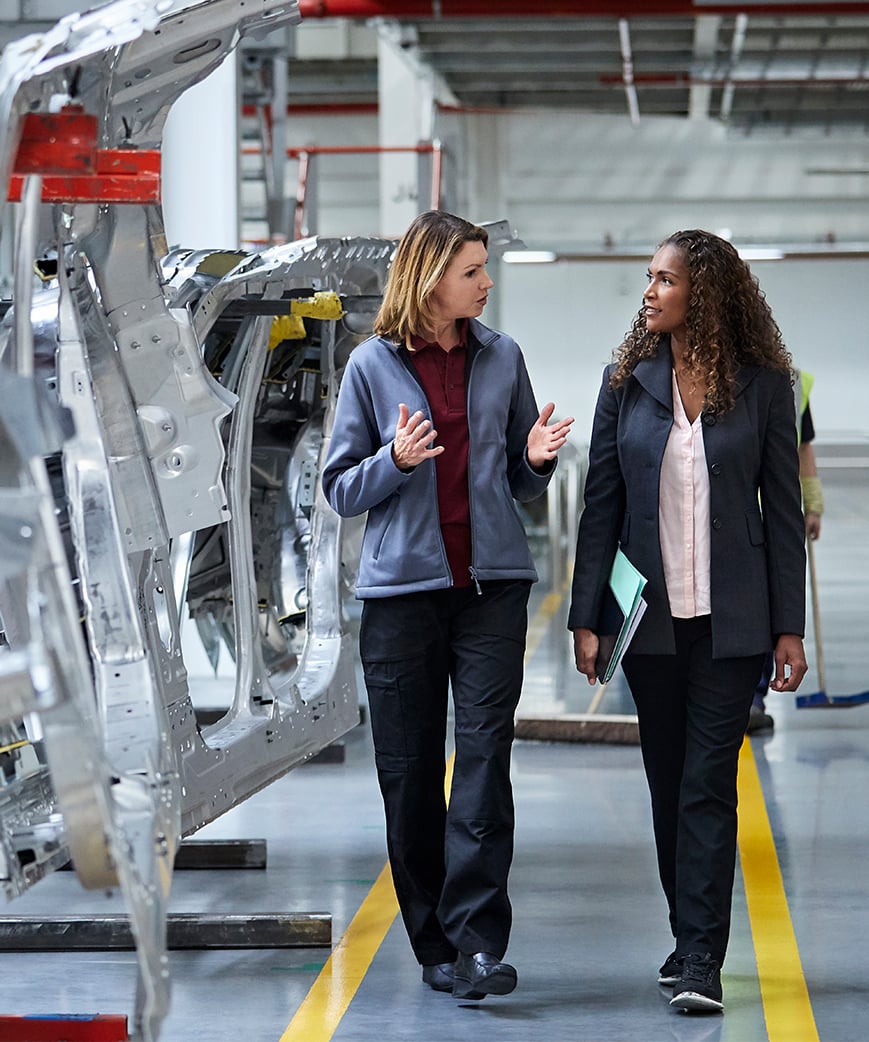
left=769, top=633, right=808, bottom=692
left=527, top=402, right=574, bottom=469
left=572, top=628, right=600, bottom=686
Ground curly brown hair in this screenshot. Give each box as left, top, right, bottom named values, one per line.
left=611, top=229, right=793, bottom=413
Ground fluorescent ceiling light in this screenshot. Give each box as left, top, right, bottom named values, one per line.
left=501, top=251, right=557, bottom=264
left=737, top=248, right=785, bottom=260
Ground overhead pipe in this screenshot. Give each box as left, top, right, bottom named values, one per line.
left=241, top=142, right=442, bottom=157
left=598, top=71, right=869, bottom=87
left=299, top=0, right=869, bottom=18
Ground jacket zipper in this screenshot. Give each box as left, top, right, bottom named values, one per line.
left=396, top=346, right=453, bottom=586
left=465, top=336, right=485, bottom=595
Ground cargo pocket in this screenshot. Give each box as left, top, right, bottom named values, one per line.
left=362, top=662, right=410, bottom=773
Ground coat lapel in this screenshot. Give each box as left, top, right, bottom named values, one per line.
left=631, top=335, right=763, bottom=410
left=631, top=339, right=673, bottom=411
left=733, top=365, right=761, bottom=399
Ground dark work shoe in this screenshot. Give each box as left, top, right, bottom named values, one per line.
left=657, top=951, right=683, bottom=986
left=453, top=952, right=517, bottom=1000
left=746, top=704, right=774, bottom=734
left=422, top=962, right=455, bottom=992
left=670, top=953, right=723, bottom=1013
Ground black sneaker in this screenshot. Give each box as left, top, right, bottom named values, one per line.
left=657, top=951, right=683, bottom=986
left=746, top=705, right=774, bottom=734
left=669, top=952, right=723, bottom=1013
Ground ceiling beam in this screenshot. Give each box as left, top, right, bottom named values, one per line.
left=617, top=18, right=641, bottom=124
left=689, top=14, right=721, bottom=118
left=721, top=11, right=749, bottom=118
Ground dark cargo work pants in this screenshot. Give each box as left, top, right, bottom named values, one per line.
left=360, top=580, right=531, bottom=965
left=622, top=615, right=765, bottom=965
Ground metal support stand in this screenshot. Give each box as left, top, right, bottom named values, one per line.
left=20, top=838, right=328, bottom=1037
left=174, top=838, right=268, bottom=870
left=61, top=837, right=270, bottom=871
left=0, top=912, right=331, bottom=950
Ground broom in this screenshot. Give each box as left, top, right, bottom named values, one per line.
left=795, top=537, right=869, bottom=708
left=514, top=667, right=640, bottom=745
left=514, top=557, right=642, bottom=744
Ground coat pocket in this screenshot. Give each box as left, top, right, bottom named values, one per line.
left=370, top=495, right=399, bottom=560
left=745, top=509, right=765, bottom=546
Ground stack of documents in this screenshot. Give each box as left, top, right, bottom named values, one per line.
left=595, top=549, right=648, bottom=684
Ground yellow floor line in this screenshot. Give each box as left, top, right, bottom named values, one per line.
left=278, top=858, right=399, bottom=1042
left=737, top=738, right=819, bottom=1042
left=283, top=585, right=819, bottom=1042
left=525, top=587, right=568, bottom=660
left=279, top=591, right=558, bottom=1042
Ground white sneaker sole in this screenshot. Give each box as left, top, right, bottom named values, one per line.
left=670, top=989, right=724, bottom=1013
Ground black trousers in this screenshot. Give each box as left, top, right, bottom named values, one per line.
left=622, top=615, right=764, bottom=965
left=359, top=580, right=530, bottom=965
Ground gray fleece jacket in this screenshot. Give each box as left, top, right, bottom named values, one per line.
left=321, top=317, right=554, bottom=598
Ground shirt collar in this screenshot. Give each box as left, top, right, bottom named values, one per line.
left=410, top=318, right=468, bottom=353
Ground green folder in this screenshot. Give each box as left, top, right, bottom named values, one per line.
left=594, top=548, right=648, bottom=683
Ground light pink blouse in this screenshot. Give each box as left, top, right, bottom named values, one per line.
left=658, top=369, right=712, bottom=618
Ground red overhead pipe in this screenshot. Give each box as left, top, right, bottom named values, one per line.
left=298, top=0, right=869, bottom=17
left=241, top=143, right=439, bottom=156
left=280, top=142, right=444, bottom=239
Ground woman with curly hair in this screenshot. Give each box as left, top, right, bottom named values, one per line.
left=568, top=229, right=807, bottom=1014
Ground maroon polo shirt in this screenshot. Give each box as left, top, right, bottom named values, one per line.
left=409, top=321, right=472, bottom=587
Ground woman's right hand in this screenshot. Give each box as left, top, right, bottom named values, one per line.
left=391, top=403, right=444, bottom=471
left=573, top=628, right=600, bottom=686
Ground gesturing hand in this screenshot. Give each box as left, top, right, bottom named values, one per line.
left=392, top=403, right=444, bottom=471
left=527, top=402, right=575, bottom=469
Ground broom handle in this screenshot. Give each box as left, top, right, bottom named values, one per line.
left=587, top=680, right=609, bottom=715
left=807, top=537, right=826, bottom=693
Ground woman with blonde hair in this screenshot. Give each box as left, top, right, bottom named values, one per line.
left=323, top=210, right=572, bottom=999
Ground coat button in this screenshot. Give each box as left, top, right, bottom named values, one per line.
left=710, top=462, right=721, bottom=475
left=712, top=517, right=722, bottom=529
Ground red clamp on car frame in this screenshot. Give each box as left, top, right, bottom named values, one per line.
left=7, top=107, right=161, bottom=204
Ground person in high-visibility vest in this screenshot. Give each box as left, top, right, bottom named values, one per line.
left=746, top=369, right=823, bottom=733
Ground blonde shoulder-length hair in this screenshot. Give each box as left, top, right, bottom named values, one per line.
left=374, top=210, right=488, bottom=346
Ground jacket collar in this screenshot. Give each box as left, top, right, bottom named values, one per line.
left=467, top=317, right=498, bottom=347
left=631, top=334, right=761, bottom=411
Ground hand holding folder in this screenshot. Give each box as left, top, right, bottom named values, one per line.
left=594, top=549, right=648, bottom=683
